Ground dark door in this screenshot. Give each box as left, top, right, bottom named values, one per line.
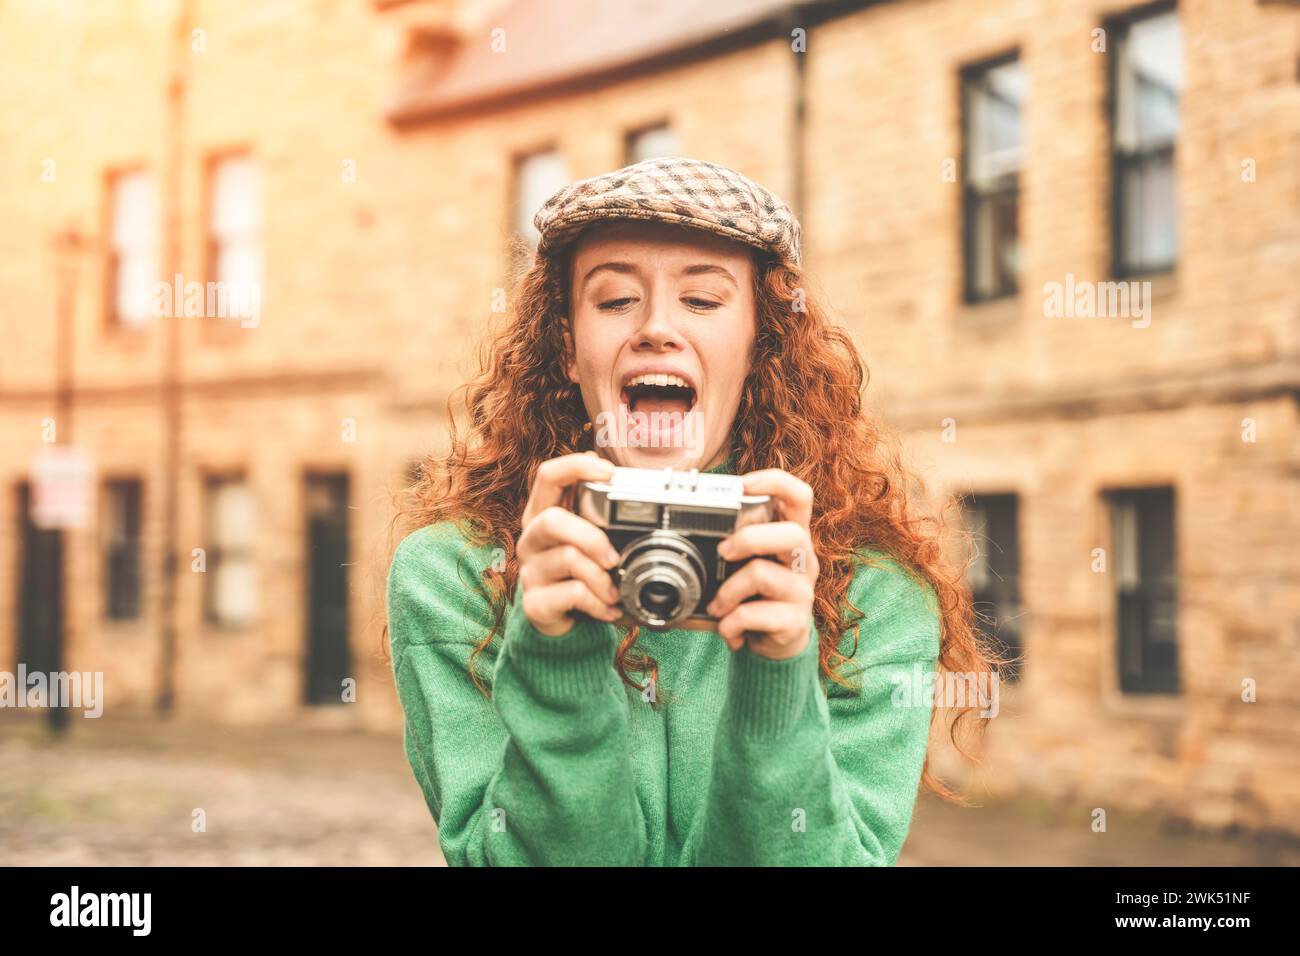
left=304, top=473, right=351, bottom=705
left=16, top=482, right=67, bottom=729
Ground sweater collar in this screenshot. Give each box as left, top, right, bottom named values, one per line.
left=703, top=450, right=737, bottom=476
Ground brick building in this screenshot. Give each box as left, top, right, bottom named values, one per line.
left=1, top=0, right=1296, bottom=835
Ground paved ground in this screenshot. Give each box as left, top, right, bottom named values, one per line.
left=902, top=792, right=1300, bottom=867
left=0, top=714, right=443, bottom=866
left=2, top=714, right=1296, bottom=866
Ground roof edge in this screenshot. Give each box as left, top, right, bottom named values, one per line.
left=385, top=0, right=888, bottom=128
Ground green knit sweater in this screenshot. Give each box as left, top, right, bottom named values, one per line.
left=386, top=457, right=942, bottom=866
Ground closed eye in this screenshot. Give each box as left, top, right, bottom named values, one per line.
left=597, top=296, right=720, bottom=312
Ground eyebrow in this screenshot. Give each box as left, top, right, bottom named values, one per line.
left=580, top=261, right=738, bottom=289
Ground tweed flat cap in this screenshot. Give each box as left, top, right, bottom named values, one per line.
left=533, top=156, right=802, bottom=268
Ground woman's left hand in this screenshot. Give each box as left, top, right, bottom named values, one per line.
left=705, top=469, right=819, bottom=660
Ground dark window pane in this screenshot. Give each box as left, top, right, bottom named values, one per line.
left=1118, top=148, right=1177, bottom=273
left=969, top=190, right=1020, bottom=300
left=965, top=493, right=1023, bottom=681
left=1109, top=487, right=1179, bottom=693
left=104, top=479, right=142, bottom=620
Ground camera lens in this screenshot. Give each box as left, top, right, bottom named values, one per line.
left=617, top=531, right=705, bottom=628
left=639, top=580, right=680, bottom=617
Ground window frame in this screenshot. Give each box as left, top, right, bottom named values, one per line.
left=103, top=165, right=159, bottom=330
left=959, top=50, right=1024, bottom=305
left=623, top=121, right=679, bottom=165
left=1106, top=1, right=1181, bottom=279
left=963, top=491, right=1024, bottom=681
left=1105, top=485, right=1180, bottom=695
left=102, top=476, right=144, bottom=621
left=202, top=148, right=262, bottom=333
left=203, top=471, right=258, bottom=630
left=508, top=145, right=567, bottom=274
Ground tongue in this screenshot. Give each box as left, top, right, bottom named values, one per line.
left=633, top=395, right=691, bottom=415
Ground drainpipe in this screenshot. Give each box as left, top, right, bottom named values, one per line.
left=783, top=6, right=808, bottom=226
left=49, top=224, right=80, bottom=734
left=156, top=0, right=191, bottom=716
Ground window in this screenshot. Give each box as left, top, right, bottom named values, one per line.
left=625, top=124, right=680, bottom=165
left=965, top=493, right=1023, bottom=680
left=962, top=56, right=1024, bottom=303
left=1107, top=487, right=1179, bottom=693
left=207, top=154, right=262, bottom=323
left=1111, top=5, right=1182, bottom=276
left=205, top=476, right=257, bottom=628
left=512, top=149, right=569, bottom=251
left=107, top=170, right=158, bottom=327
left=103, top=479, right=143, bottom=620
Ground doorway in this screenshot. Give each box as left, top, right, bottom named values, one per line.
left=15, top=482, right=66, bottom=728
left=303, top=473, right=351, bottom=705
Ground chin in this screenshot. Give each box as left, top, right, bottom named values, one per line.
left=621, top=435, right=721, bottom=470
left=622, top=447, right=706, bottom=470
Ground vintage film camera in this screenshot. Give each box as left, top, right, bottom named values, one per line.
left=572, top=466, right=774, bottom=630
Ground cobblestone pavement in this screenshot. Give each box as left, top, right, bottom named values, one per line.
left=2, top=715, right=1295, bottom=866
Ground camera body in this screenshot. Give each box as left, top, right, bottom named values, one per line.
left=573, top=466, right=773, bottom=630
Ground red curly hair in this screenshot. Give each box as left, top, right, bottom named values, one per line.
left=390, top=235, right=999, bottom=802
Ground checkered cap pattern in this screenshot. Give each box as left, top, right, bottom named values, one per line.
left=533, top=156, right=802, bottom=268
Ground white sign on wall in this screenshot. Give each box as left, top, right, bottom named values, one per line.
left=30, top=447, right=94, bottom=529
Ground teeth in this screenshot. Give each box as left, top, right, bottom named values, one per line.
left=626, top=373, right=691, bottom=389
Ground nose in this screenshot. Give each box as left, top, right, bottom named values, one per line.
left=632, top=288, right=682, bottom=352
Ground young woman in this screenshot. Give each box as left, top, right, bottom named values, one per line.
left=387, top=157, right=989, bottom=866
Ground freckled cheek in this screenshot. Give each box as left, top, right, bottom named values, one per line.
left=573, top=342, right=622, bottom=406
left=697, top=341, right=752, bottom=408
left=718, top=376, right=748, bottom=416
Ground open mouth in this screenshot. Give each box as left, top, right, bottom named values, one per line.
left=620, top=372, right=698, bottom=416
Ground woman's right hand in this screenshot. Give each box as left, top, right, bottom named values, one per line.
left=517, top=452, right=625, bottom=636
